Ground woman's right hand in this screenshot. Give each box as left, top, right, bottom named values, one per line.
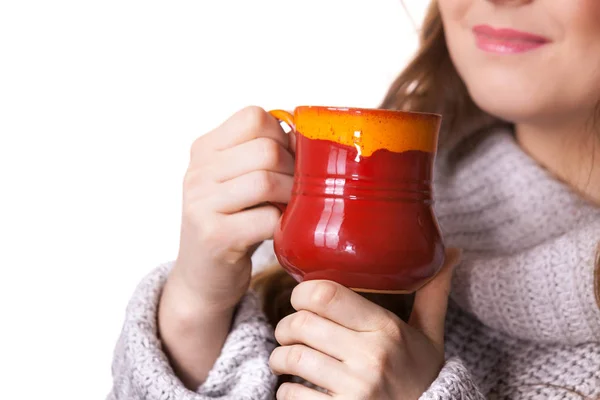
left=158, top=106, right=295, bottom=388
left=169, top=105, right=295, bottom=314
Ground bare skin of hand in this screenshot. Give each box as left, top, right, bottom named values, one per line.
left=158, top=106, right=295, bottom=389
left=269, top=248, right=462, bottom=400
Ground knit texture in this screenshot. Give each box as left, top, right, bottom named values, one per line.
left=109, top=129, right=600, bottom=399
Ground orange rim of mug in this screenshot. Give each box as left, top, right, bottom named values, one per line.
left=269, top=106, right=441, bottom=157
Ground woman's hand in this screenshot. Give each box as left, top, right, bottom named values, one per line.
left=167, top=105, right=295, bottom=314
left=159, top=106, right=295, bottom=388
left=269, top=249, right=461, bottom=400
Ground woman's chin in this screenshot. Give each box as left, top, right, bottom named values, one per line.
left=459, top=70, right=560, bottom=125
left=468, top=90, right=554, bottom=127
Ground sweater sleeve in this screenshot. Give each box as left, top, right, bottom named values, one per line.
left=418, top=357, right=485, bottom=400
left=107, top=262, right=277, bottom=400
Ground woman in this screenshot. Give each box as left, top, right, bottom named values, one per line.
left=109, top=0, right=600, bottom=399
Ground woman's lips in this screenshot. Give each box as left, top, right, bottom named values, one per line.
left=472, top=25, right=550, bottom=54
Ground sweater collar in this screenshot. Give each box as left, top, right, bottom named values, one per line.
left=434, top=129, right=600, bottom=344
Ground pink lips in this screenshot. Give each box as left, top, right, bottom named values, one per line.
left=472, top=25, right=550, bottom=54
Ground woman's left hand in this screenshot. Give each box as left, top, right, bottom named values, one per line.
left=269, top=248, right=461, bottom=400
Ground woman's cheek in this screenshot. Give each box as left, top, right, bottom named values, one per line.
left=437, top=0, right=472, bottom=25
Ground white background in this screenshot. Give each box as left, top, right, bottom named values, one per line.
left=0, top=1, right=428, bottom=397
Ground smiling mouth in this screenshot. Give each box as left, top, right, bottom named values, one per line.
left=472, top=25, right=550, bottom=54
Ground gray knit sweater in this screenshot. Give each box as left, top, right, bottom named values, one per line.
left=109, top=129, right=600, bottom=399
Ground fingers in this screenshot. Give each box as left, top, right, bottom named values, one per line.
left=209, top=170, right=294, bottom=213
left=269, top=344, right=349, bottom=394
left=182, top=204, right=281, bottom=261
left=192, top=106, right=289, bottom=160
left=290, top=280, right=394, bottom=332
left=225, top=205, right=282, bottom=249
left=276, top=383, right=331, bottom=400
left=173, top=106, right=295, bottom=319
left=212, top=137, right=295, bottom=183
left=409, top=248, right=462, bottom=350
left=275, top=310, right=356, bottom=362
left=183, top=110, right=295, bottom=215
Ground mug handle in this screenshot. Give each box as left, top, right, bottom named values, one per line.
left=268, top=109, right=296, bottom=214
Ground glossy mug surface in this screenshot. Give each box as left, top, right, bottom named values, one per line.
left=269, top=106, right=444, bottom=293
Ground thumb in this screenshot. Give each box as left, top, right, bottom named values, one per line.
left=408, top=248, right=462, bottom=350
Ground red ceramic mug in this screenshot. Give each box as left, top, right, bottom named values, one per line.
left=269, top=106, right=444, bottom=293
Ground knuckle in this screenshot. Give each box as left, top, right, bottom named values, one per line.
left=253, top=170, right=277, bottom=197
left=381, top=315, right=403, bottom=343
left=239, top=105, right=269, bottom=135
left=182, top=168, right=206, bottom=191
left=368, top=345, right=389, bottom=371
left=290, top=310, right=313, bottom=331
left=285, top=345, right=306, bottom=369
left=181, top=200, right=198, bottom=221
left=257, top=137, right=282, bottom=169
left=309, top=281, right=339, bottom=309
left=190, top=136, right=207, bottom=158
left=181, top=195, right=208, bottom=223
left=276, top=383, right=299, bottom=400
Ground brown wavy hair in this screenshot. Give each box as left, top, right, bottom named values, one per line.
left=251, top=2, right=598, bottom=398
